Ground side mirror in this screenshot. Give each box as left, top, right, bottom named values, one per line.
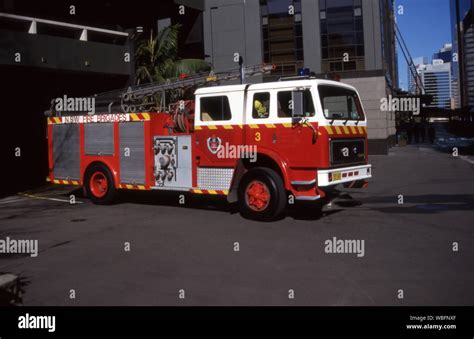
left=291, top=90, right=304, bottom=118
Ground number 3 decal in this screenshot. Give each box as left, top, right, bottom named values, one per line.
left=255, top=132, right=261, bottom=141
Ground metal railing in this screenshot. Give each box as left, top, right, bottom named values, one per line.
left=0, top=12, right=129, bottom=41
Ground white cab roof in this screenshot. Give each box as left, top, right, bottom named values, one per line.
left=194, top=79, right=357, bottom=95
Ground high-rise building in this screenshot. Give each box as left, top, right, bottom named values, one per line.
left=432, top=43, right=453, bottom=64
left=450, top=0, right=474, bottom=116
left=417, top=60, right=453, bottom=109
left=202, top=0, right=398, bottom=154
left=408, top=56, right=428, bottom=93
left=409, top=47, right=455, bottom=110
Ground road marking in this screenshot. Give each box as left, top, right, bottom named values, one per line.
left=17, top=193, right=84, bottom=204
left=459, top=155, right=474, bottom=165
left=0, top=197, right=25, bottom=205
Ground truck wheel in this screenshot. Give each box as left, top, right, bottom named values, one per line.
left=238, top=167, right=286, bottom=221
left=84, top=164, right=116, bottom=205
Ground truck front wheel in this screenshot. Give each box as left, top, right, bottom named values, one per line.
left=238, top=167, right=286, bottom=221
left=84, top=163, right=117, bottom=205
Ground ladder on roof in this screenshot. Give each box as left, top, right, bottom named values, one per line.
left=87, top=63, right=275, bottom=115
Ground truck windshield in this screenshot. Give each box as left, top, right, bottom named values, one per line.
left=318, top=85, right=365, bottom=121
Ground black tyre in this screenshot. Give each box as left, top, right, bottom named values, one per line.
left=84, top=163, right=117, bottom=205
left=238, top=167, right=287, bottom=221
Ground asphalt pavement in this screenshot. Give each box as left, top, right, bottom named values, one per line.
left=0, top=145, right=473, bottom=306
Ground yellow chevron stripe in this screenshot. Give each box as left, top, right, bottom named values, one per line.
left=238, top=124, right=243, bottom=129
left=357, top=126, right=364, bottom=134
left=363, top=126, right=368, bottom=134
left=282, top=123, right=293, bottom=128
left=342, top=126, right=350, bottom=134
left=193, top=189, right=203, bottom=194
left=223, top=125, right=233, bottom=129
left=265, top=124, right=276, bottom=128
left=350, top=126, right=357, bottom=134
left=334, top=126, right=342, bottom=135
left=72, top=181, right=79, bottom=185
left=129, top=113, right=138, bottom=121
left=324, top=126, right=333, bottom=135
left=208, top=125, right=217, bottom=130
left=195, top=126, right=202, bottom=130
left=249, top=124, right=259, bottom=129
left=53, top=179, right=60, bottom=184
left=222, top=190, right=229, bottom=195
left=137, top=185, right=146, bottom=190
left=126, top=184, right=133, bottom=189
left=208, top=190, right=217, bottom=195
left=141, top=113, right=150, bottom=120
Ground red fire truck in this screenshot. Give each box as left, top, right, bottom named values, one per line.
left=47, top=67, right=371, bottom=220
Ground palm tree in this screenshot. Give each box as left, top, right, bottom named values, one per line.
left=134, top=24, right=211, bottom=85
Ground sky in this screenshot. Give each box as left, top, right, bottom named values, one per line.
left=395, top=0, right=452, bottom=90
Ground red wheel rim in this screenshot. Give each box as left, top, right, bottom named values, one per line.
left=245, top=180, right=270, bottom=212
left=90, top=171, right=108, bottom=198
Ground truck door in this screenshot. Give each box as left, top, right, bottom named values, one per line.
left=194, top=92, right=245, bottom=168
left=244, top=88, right=319, bottom=167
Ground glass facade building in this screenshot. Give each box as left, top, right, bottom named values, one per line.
left=450, top=0, right=474, bottom=114
left=420, top=63, right=453, bottom=109
left=319, top=0, right=365, bottom=72
left=260, top=0, right=304, bottom=76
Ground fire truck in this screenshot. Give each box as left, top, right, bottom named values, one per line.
left=47, top=65, right=372, bottom=220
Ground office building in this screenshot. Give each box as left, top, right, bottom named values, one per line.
left=417, top=60, right=453, bottom=109
left=450, top=0, right=474, bottom=116
left=202, top=0, right=398, bottom=154
left=432, top=43, right=453, bottom=64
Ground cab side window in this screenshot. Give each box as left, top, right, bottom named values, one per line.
left=200, top=96, right=232, bottom=121
left=252, top=92, right=270, bottom=119
left=277, top=90, right=315, bottom=118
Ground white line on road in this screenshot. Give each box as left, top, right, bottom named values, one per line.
left=0, top=197, right=25, bottom=205
left=459, top=155, right=474, bottom=165
left=15, top=193, right=84, bottom=204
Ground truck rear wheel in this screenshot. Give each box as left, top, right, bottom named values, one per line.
left=84, top=163, right=116, bottom=205
left=238, top=167, right=286, bottom=221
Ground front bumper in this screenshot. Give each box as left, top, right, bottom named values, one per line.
left=317, top=164, right=372, bottom=187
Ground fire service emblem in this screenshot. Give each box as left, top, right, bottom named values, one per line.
left=207, top=135, right=222, bottom=154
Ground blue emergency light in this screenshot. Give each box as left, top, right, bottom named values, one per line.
left=298, top=68, right=310, bottom=76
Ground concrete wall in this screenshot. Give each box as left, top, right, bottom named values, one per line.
left=301, top=0, right=321, bottom=73
left=342, top=76, right=396, bottom=154
left=362, top=0, right=383, bottom=71
left=203, top=0, right=262, bottom=73
left=0, top=30, right=132, bottom=76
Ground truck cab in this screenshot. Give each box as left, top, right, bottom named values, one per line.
left=193, top=78, right=372, bottom=220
